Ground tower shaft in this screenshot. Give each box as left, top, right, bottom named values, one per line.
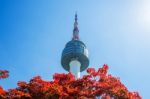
left=69, top=60, right=81, bottom=78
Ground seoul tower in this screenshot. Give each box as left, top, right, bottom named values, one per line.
left=61, top=13, right=89, bottom=78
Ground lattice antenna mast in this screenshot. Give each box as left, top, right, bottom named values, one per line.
left=72, top=13, right=79, bottom=40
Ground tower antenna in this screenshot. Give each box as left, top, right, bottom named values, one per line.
left=73, top=12, right=79, bottom=40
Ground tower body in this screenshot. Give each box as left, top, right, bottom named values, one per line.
left=61, top=14, right=89, bottom=78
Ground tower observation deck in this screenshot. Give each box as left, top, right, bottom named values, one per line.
left=61, top=13, right=89, bottom=78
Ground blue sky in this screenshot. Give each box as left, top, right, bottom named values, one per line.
left=0, top=0, right=150, bottom=98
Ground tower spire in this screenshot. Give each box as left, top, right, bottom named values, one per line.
left=73, top=13, right=79, bottom=40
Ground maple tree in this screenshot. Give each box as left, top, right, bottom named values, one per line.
left=0, top=64, right=141, bottom=99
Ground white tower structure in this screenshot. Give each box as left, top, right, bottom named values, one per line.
left=61, top=13, right=89, bottom=78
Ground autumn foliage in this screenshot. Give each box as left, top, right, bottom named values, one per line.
left=0, top=70, right=9, bottom=80
left=0, top=64, right=141, bottom=99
